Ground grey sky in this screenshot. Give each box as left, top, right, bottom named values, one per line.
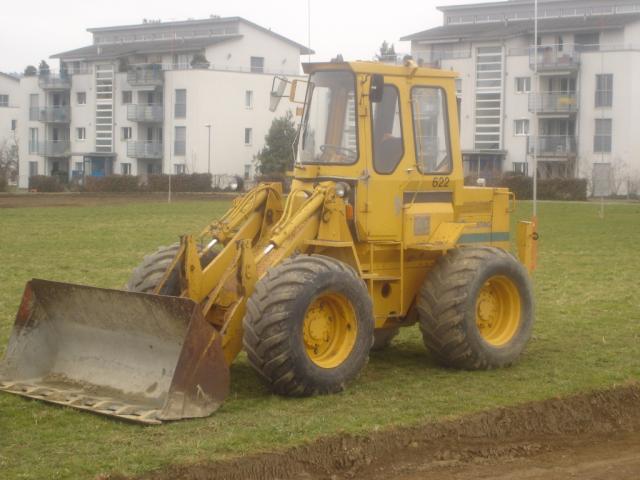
left=0, top=0, right=489, bottom=73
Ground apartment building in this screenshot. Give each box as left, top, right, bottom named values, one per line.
left=402, top=0, right=640, bottom=192
left=17, top=16, right=311, bottom=188
left=0, top=72, right=20, bottom=153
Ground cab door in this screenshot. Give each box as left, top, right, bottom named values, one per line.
left=363, top=80, right=408, bottom=240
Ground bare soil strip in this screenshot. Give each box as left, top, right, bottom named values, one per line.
left=108, top=382, right=640, bottom=480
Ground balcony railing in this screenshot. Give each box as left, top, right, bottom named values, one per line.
left=38, top=106, right=71, bottom=123
left=38, top=74, right=72, bottom=90
left=127, top=65, right=164, bottom=86
left=528, top=93, right=579, bottom=114
left=529, top=45, right=580, bottom=71
left=528, top=135, right=577, bottom=157
left=127, top=104, right=164, bottom=123
left=38, top=140, right=71, bottom=157
left=127, top=140, right=163, bottom=159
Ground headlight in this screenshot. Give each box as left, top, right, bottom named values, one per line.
left=229, top=181, right=239, bottom=191
left=335, top=182, right=350, bottom=198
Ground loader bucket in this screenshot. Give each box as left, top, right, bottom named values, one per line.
left=0, top=279, right=229, bottom=424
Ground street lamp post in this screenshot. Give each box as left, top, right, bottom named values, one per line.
left=205, top=124, right=212, bottom=175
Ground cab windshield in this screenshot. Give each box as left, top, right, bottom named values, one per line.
left=298, top=71, right=358, bottom=164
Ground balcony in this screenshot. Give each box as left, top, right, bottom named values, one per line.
left=127, top=65, right=163, bottom=86
left=127, top=104, right=164, bottom=123
left=38, top=140, right=71, bottom=157
left=528, top=135, right=577, bottom=157
left=127, top=140, right=163, bottom=159
left=529, top=45, right=579, bottom=72
left=528, top=93, right=579, bottom=114
left=38, top=106, right=71, bottom=123
left=38, top=74, right=72, bottom=90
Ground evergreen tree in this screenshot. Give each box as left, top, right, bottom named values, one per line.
left=255, top=111, right=297, bottom=176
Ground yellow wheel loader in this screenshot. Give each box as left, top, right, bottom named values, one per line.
left=0, top=60, right=538, bottom=424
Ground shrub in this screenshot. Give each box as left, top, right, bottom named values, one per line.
left=146, top=173, right=212, bottom=192
left=28, top=175, right=64, bottom=192
left=464, top=174, right=587, bottom=201
left=0, top=175, right=7, bottom=192
left=84, top=175, right=140, bottom=193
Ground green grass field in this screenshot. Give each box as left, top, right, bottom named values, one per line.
left=0, top=199, right=639, bottom=479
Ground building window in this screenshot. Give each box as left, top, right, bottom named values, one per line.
left=514, top=119, right=530, bottom=136
left=11, top=119, right=17, bottom=131
left=76, top=127, right=86, bottom=140
left=122, top=90, right=132, bottom=104
left=174, top=164, right=186, bottom=174
left=174, top=126, right=186, bottom=155
left=594, top=119, right=612, bottom=153
left=175, top=89, right=186, bottom=118
left=455, top=78, right=462, bottom=96
left=515, top=77, right=531, bottom=94
left=244, top=128, right=253, bottom=145
left=0, top=95, right=8, bottom=107
left=513, top=162, right=528, bottom=176
left=29, top=161, right=38, bottom=177
left=77, top=92, right=87, bottom=105
left=121, top=163, right=132, bottom=175
left=74, top=161, right=83, bottom=173
left=122, top=127, right=132, bottom=140
left=595, top=74, right=613, bottom=108
left=29, top=94, right=39, bottom=121
left=575, top=32, right=600, bottom=52
left=245, top=90, right=254, bottom=109
left=250, top=56, right=265, bottom=73
left=28, top=128, right=38, bottom=154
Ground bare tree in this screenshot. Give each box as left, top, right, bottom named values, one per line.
left=0, top=137, right=19, bottom=185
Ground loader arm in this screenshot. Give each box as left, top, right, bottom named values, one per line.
left=181, top=183, right=339, bottom=365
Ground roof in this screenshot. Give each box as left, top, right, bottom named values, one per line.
left=303, top=61, right=458, bottom=78
left=51, top=35, right=242, bottom=60
left=84, top=16, right=313, bottom=55
left=0, top=72, right=19, bottom=82
left=401, top=13, right=640, bottom=42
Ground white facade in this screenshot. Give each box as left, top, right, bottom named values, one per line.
left=16, top=16, right=310, bottom=188
left=403, top=0, right=640, bottom=194
left=0, top=73, right=20, bottom=178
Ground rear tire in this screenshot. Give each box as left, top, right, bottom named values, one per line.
left=243, top=255, right=374, bottom=396
left=126, top=243, right=217, bottom=295
left=417, top=247, right=534, bottom=370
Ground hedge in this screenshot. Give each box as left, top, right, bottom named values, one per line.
left=465, top=175, right=587, bottom=201
left=0, top=175, right=7, bottom=192
left=28, top=175, right=64, bottom=192
left=84, top=175, right=140, bottom=193
left=147, top=173, right=212, bottom=192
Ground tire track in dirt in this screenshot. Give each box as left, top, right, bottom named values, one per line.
left=106, top=382, right=640, bottom=480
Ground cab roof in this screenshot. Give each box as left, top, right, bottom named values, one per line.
left=302, top=60, right=458, bottom=79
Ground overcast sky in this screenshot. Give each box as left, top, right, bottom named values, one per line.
left=0, top=0, right=489, bottom=73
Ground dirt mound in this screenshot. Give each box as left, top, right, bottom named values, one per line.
left=111, top=383, right=640, bottom=480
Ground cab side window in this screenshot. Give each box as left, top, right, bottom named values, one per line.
left=411, top=87, right=451, bottom=174
left=372, top=85, right=403, bottom=174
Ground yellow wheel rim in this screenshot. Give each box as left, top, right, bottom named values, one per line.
left=475, top=275, right=521, bottom=347
left=303, top=292, right=358, bottom=369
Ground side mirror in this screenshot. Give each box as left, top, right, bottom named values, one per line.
left=370, top=74, right=384, bottom=103
left=269, top=75, right=288, bottom=112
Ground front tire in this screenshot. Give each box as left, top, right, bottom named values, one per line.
left=417, top=247, right=534, bottom=370
left=243, top=255, right=374, bottom=396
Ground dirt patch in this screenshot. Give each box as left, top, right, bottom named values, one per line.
left=0, top=192, right=236, bottom=208
left=106, top=382, right=640, bottom=480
